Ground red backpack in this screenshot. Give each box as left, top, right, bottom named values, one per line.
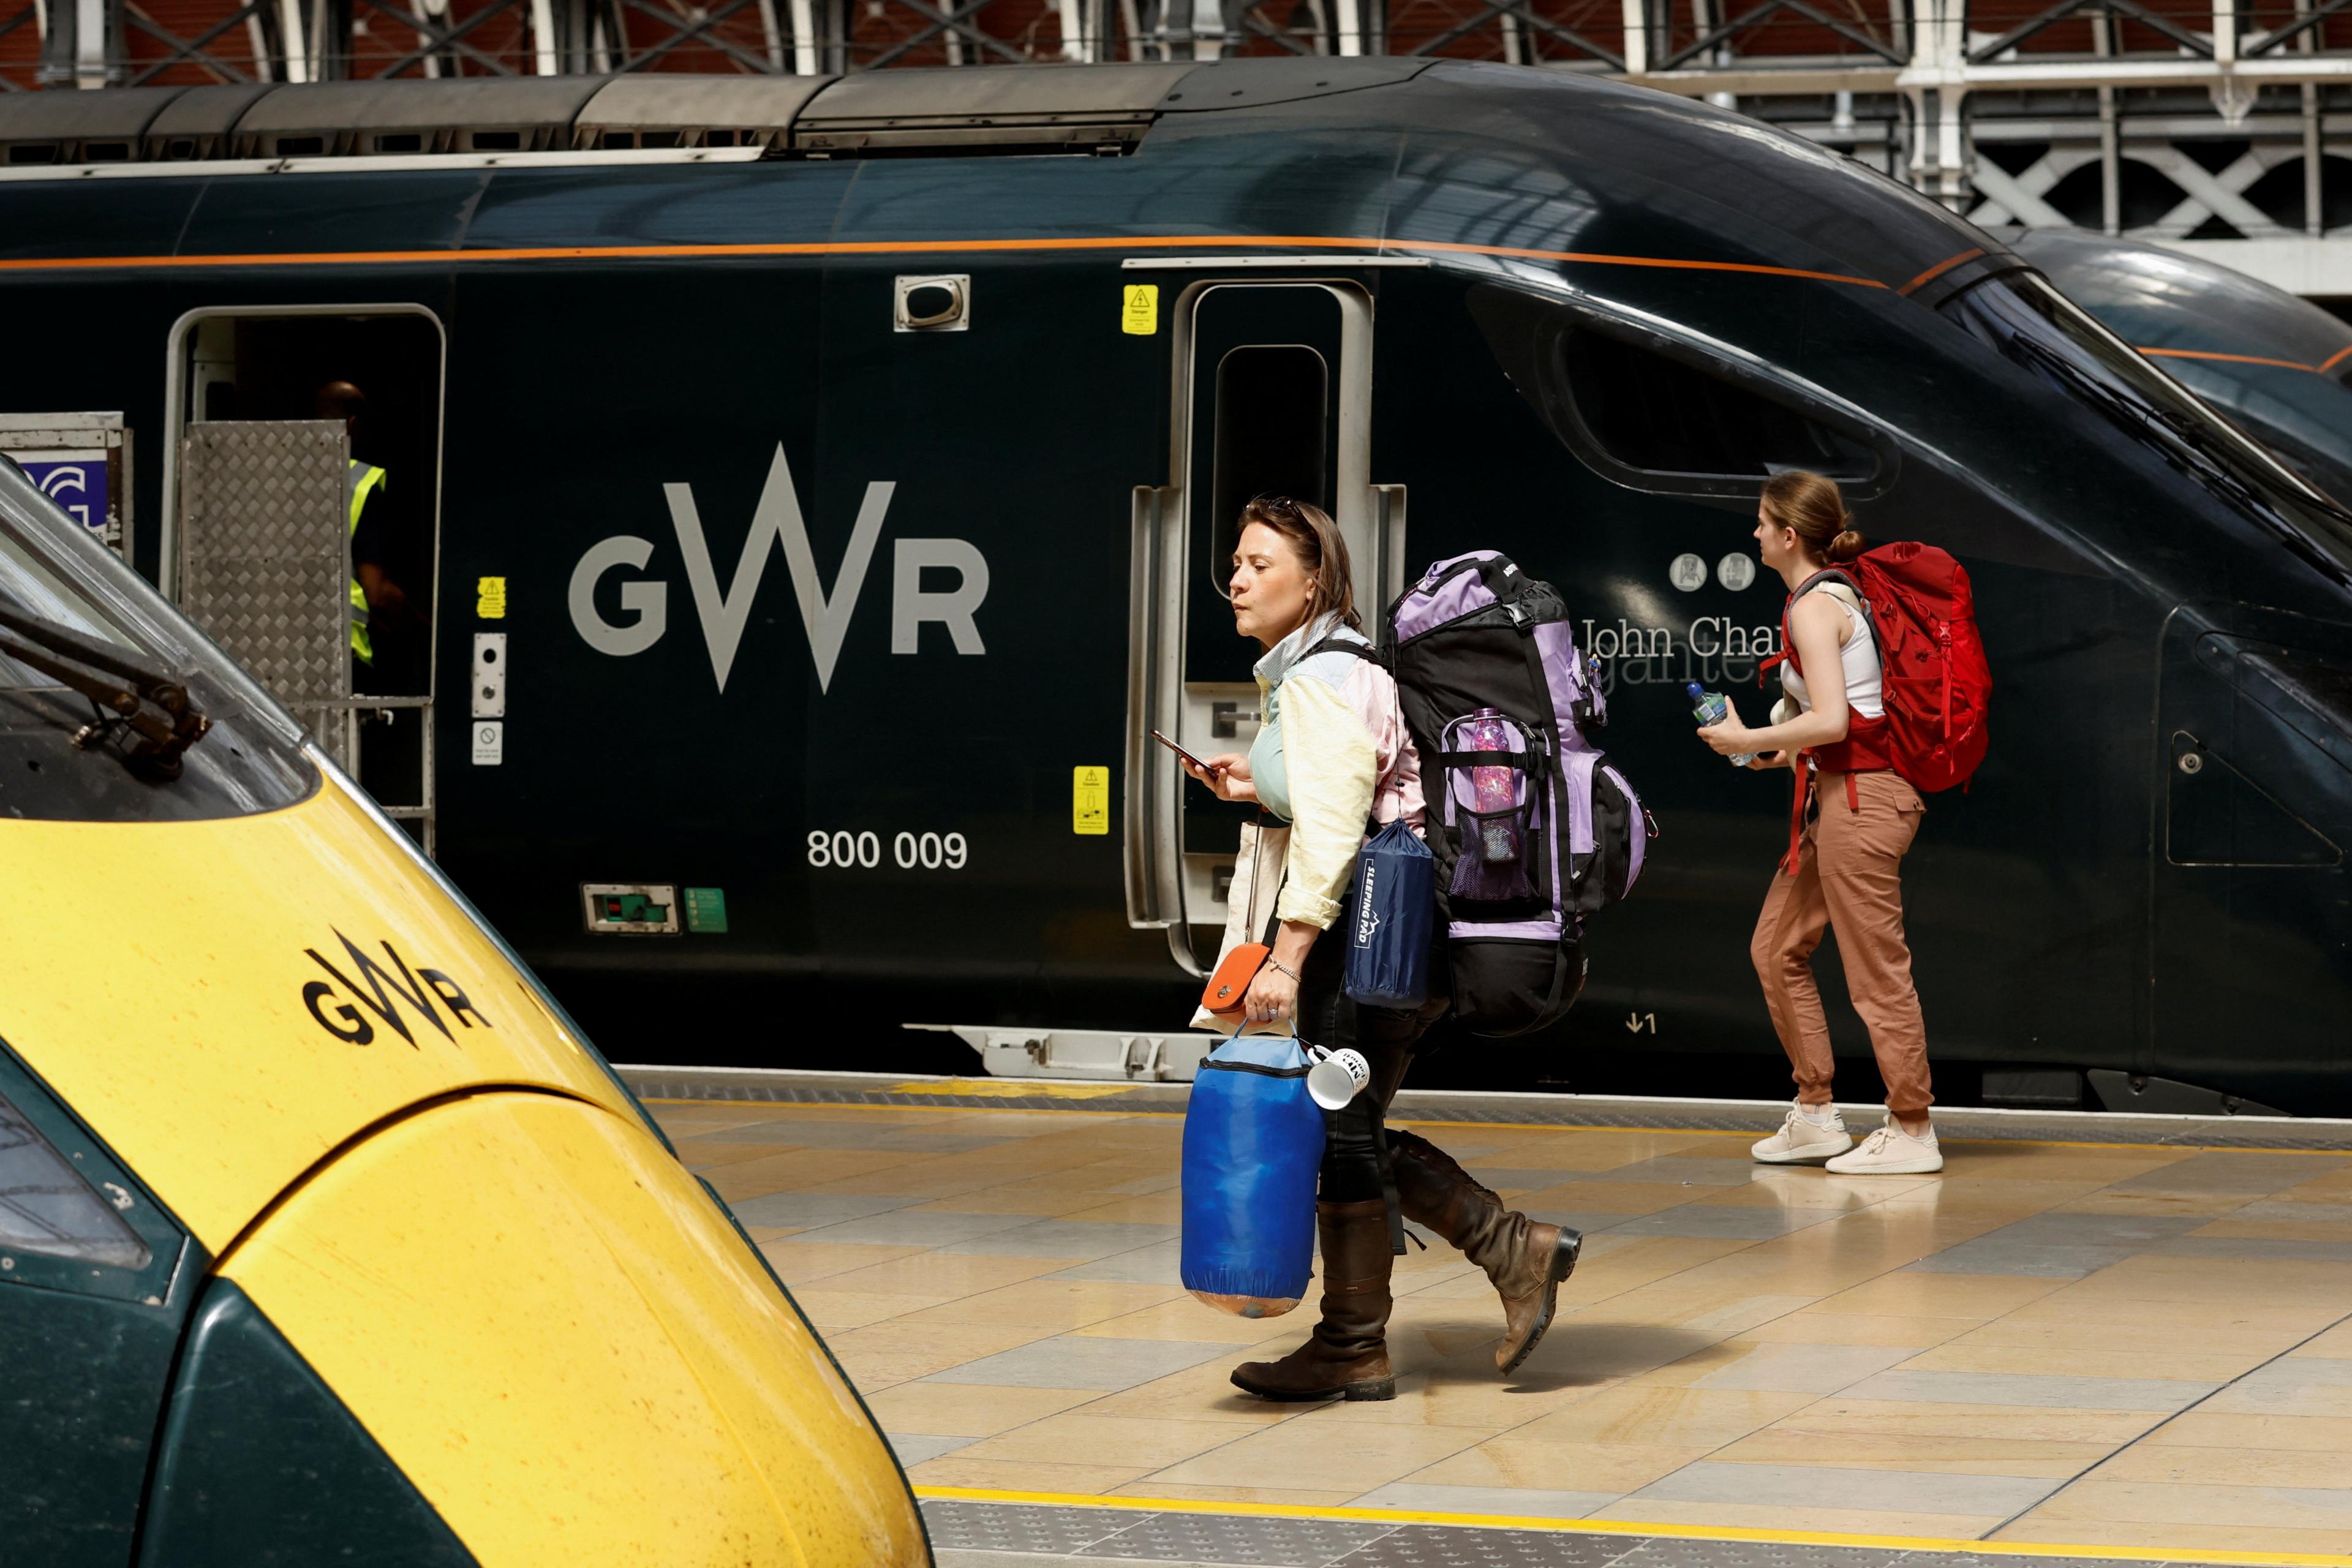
left=1775, top=543, right=1991, bottom=794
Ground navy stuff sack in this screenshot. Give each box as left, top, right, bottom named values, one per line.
left=1180, top=1037, right=1324, bottom=1317
left=1343, top=819, right=1434, bottom=1009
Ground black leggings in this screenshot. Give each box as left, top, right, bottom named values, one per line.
left=1294, top=927, right=1448, bottom=1205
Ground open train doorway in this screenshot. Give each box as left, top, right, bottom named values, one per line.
left=1127, top=276, right=1405, bottom=979
left=164, top=307, right=443, bottom=851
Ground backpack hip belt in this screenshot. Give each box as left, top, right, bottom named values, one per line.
left=1762, top=568, right=1899, bottom=875
left=1781, top=712, right=1892, bottom=876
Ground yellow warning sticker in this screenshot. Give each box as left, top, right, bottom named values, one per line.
left=476, top=576, right=507, bottom=619
left=1072, top=765, right=1110, bottom=835
left=1121, top=284, right=1159, bottom=336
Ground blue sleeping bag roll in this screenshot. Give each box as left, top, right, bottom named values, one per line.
left=1180, top=1036, right=1324, bottom=1317
left=1344, top=819, right=1435, bottom=1008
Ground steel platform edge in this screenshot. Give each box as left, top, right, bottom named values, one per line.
left=615, top=1066, right=2352, bottom=1152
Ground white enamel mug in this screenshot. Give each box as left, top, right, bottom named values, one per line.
left=1304, top=1046, right=1373, bottom=1111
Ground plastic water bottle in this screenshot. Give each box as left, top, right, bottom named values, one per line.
left=1688, top=683, right=1754, bottom=767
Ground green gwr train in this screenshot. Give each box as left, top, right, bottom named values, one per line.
left=0, top=58, right=2347, bottom=1112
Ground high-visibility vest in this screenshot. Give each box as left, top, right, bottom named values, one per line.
left=346, top=460, right=383, bottom=666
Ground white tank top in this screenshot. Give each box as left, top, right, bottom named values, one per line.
left=1781, top=587, right=1883, bottom=720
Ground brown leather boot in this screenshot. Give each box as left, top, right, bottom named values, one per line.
left=1389, top=1129, right=1580, bottom=1375
left=1229, top=1198, right=1396, bottom=1402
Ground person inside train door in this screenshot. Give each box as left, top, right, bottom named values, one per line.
left=1180, top=497, right=1579, bottom=1400
left=1697, top=471, right=1943, bottom=1176
left=315, top=379, right=418, bottom=693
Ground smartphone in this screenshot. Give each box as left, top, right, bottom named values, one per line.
left=1152, top=729, right=1222, bottom=774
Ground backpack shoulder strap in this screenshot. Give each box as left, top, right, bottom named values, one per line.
left=1305, top=634, right=1390, bottom=671
left=1812, top=579, right=1864, bottom=615
left=1790, top=567, right=1861, bottom=605
left=1784, top=568, right=1873, bottom=660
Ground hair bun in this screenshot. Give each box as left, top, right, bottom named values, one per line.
left=1827, top=527, right=1866, bottom=562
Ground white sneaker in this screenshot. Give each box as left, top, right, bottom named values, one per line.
left=1751, top=1104, right=1853, bottom=1164
left=1825, top=1123, right=1944, bottom=1175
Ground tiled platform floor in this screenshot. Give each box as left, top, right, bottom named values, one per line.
left=644, top=1085, right=2352, bottom=1559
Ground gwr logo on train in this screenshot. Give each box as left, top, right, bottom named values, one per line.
left=568, top=443, right=990, bottom=693
left=301, top=930, right=494, bottom=1047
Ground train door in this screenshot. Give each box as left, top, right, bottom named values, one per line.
left=1127, top=277, right=1406, bottom=976
left=2144, top=609, right=2351, bottom=1111
left=165, top=307, right=445, bottom=851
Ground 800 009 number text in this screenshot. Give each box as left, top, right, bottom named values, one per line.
left=806, top=831, right=968, bottom=870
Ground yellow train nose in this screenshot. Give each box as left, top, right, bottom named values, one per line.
left=213, top=1090, right=929, bottom=1568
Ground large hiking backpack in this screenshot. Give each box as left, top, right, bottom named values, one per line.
left=1783, top=543, right=1991, bottom=794
left=1376, top=551, right=1654, bottom=1038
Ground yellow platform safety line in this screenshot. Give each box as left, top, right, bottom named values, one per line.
left=913, top=1487, right=2352, bottom=1567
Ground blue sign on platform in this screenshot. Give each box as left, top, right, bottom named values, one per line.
left=20, top=456, right=109, bottom=535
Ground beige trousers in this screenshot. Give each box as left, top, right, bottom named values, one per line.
left=1749, top=769, right=1934, bottom=1118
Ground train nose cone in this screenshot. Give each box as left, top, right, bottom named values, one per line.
left=202, top=1091, right=927, bottom=1568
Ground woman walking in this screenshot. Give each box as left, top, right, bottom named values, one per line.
left=1698, top=472, right=1942, bottom=1176
left=1181, top=497, right=1580, bottom=1400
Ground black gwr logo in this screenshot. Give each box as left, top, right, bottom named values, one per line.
left=300, top=930, right=492, bottom=1047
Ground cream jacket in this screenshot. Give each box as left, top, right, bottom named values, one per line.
left=1246, top=615, right=1426, bottom=930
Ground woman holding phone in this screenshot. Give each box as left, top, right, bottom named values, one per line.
left=1697, top=471, right=1940, bottom=1175
left=1179, top=496, right=1581, bottom=1401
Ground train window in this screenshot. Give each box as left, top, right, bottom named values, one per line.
left=0, top=1086, right=150, bottom=1271
left=1208, top=344, right=1328, bottom=591
left=0, top=495, right=147, bottom=688
left=0, top=461, right=312, bottom=814
left=1468, top=284, right=1885, bottom=499
left=1561, top=331, right=1874, bottom=482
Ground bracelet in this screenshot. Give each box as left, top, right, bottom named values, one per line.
left=1263, top=958, right=1300, bottom=982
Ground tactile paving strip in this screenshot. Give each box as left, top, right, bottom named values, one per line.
left=914, top=1500, right=2256, bottom=1568
left=1332, top=1525, right=1637, bottom=1567
left=920, top=1498, right=1136, bottom=1555
left=621, top=1069, right=2352, bottom=1151
left=1610, top=1542, right=1899, bottom=1568
left=1087, top=1512, right=1398, bottom=1565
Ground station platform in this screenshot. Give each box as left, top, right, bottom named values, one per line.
left=624, top=1069, right=2352, bottom=1568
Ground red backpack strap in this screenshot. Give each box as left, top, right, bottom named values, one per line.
left=1759, top=593, right=1798, bottom=687
left=1762, top=567, right=1872, bottom=685
left=1780, top=771, right=1808, bottom=875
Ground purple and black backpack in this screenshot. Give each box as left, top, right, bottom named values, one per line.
left=1369, top=551, right=1654, bottom=1037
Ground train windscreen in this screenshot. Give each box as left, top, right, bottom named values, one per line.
left=2008, top=231, right=2352, bottom=506
left=0, top=456, right=312, bottom=816
left=1941, top=273, right=2352, bottom=584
